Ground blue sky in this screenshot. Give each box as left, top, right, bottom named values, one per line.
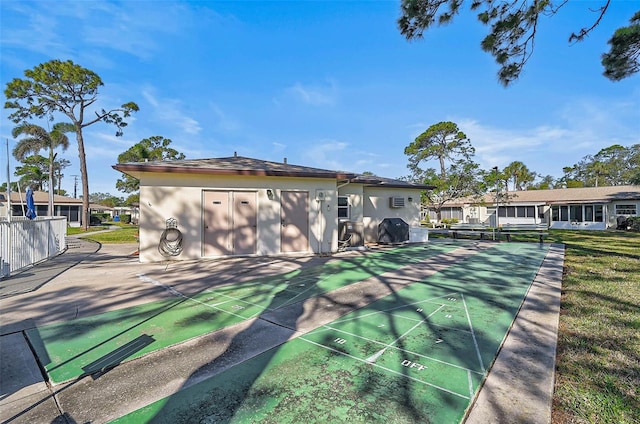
left=1, top=1, right=639, bottom=197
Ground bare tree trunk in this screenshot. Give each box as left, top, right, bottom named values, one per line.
left=48, top=150, right=54, bottom=216
left=76, top=128, right=90, bottom=230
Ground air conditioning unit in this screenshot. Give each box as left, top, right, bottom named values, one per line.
left=390, top=197, right=405, bottom=208
left=316, top=190, right=327, bottom=201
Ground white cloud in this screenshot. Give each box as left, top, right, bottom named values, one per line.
left=449, top=96, right=640, bottom=177
left=210, top=104, right=240, bottom=133
left=285, top=80, right=338, bottom=106
left=0, top=3, right=75, bottom=58
left=142, top=88, right=202, bottom=135
left=0, top=1, right=205, bottom=65
left=302, top=139, right=348, bottom=170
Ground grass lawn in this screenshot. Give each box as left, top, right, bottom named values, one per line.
left=547, top=230, right=640, bottom=424
left=67, top=223, right=139, bottom=244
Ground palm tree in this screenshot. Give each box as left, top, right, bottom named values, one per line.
left=12, top=122, right=74, bottom=216
left=503, top=161, right=535, bottom=191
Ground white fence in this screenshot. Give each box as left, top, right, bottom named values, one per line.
left=0, top=217, right=67, bottom=278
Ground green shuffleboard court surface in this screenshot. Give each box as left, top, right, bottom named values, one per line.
left=111, top=243, right=551, bottom=424
left=26, top=243, right=458, bottom=383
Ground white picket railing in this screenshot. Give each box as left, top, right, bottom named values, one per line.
left=0, top=217, right=67, bottom=278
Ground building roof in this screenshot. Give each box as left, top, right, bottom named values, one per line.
left=350, top=174, right=434, bottom=190
left=6, top=191, right=83, bottom=205
left=113, top=155, right=435, bottom=189
left=448, top=185, right=640, bottom=206
left=114, top=155, right=357, bottom=180
left=2, top=192, right=112, bottom=210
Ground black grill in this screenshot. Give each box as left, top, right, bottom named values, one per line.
left=377, top=218, right=409, bottom=244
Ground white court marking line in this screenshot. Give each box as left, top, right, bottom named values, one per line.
left=274, top=271, right=337, bottom=306
left=300, top=337, right=470, bottom=400
left=210, top=292, right=278, bottom=315
left=467, top=370, right=475, bottom=399
left=365, top=304, right=445, bottom=363
left=141, top=270, right=339, bottom=320
left=462, top=293, right=485, bottom=373
left=331, top=292, right=460, bottom=325
left=310, top=321, right=483, bottom=375
left=203, top=276, right=322, bottom=314
left=137, top=274, right=250, bottom=320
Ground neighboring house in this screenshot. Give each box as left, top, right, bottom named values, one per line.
left=113, top=205, right=140, bottom=224
left=0, top=191, right=111, bottom=227
left=429, top=185, right=640, bottom=230
left=89, top=203, right=114, bottom=219
left=1, top=191, right=83, bottom=225
left=113, top=155, right=432, bottom=263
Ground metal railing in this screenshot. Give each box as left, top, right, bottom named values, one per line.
left=0, top=217, right=67, bottom=278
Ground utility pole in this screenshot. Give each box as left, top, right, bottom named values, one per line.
left=5, top=139, right=11, bottom=223
left=72, top=175, right=79, bottom=198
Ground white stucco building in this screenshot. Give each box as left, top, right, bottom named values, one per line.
left=114, top=155, right=432, bottom=263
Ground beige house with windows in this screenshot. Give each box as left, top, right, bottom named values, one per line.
left=114, top=155, right=432, bottom=263
left=1, top=191, right=84, bottom=225
left=425, top=185, right=640, bottom=230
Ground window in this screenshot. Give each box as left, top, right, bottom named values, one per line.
left=498, top=206, right=517, bottom=217
left=594, top=205, right=604, bottom=222
left=570, top=205, right=583, bottom=222
left=616, top=204, right=637, bottom=215
left=553, top=204, right=605, bottom=223
left=441, top=207, right=463, bottom=220
left=515, top=206, right=536, bottom=217
left=338, top=196, right=350, bottom=219
left=560, top=206, right=569, bottom=221
left=585, top=205, right=593, bottom=222
left=499, top=206, right=537, bottom=218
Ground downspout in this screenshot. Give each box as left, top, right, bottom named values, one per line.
left=317, top=197, right=323, bottom=254
left=337, top=179, right=351, bottom=190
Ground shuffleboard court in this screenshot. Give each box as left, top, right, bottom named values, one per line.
left=26, top=243, right=458, bottom=384
left=111, top=242, right=551, bottom=423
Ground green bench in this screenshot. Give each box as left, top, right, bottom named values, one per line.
left=498, top=224, right=549, bottom=243
left=449, top=223, right=491, bottom=240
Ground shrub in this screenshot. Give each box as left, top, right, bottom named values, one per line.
left=120, top=214, right=132, bottom=224
left=440, top=218, right=459, bottom=226
left=626, top=216, right=640, bottom=232
left=92, top=213, right=110, bottom=221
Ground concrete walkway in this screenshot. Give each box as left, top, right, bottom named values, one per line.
left=0, top=238, right=564, bottom=423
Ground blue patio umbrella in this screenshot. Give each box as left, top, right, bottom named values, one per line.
left=26, top=187, right=37, bottom=220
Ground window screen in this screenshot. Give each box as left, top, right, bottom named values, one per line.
left=338, top=196, right=349, bottom=219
